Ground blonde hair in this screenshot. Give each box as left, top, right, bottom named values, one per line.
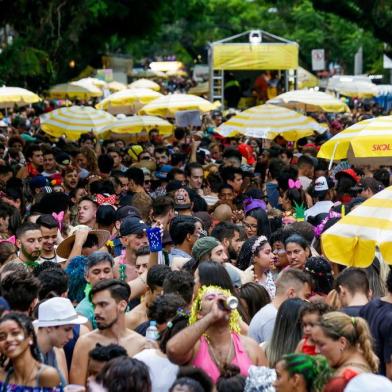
left=319, top=312, right=379, bottom=372
left=189, top=285, right=241, bottom=333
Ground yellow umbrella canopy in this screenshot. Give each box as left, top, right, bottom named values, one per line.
left=297, top=67, right=319, bottom=89
left=268, top=90, right=349, bottom=112
left=48, top=83, right=103, bottom=99
left=321, top=186, right=392, bottom=267
left=0, top=87, right=40, bottom=108
left=327, top=76, right=378, bottom=98
left=96, top=88, right=163, bottom=115
left=73, top=77, right=107, bottom=88
left=104, top=115, right=174, bottom=136
left=40, top=106, right=114, bottom=140
left=317, top=116, right=392, bottom=165
left=107, top=81, right=126, bottom=92
left=128, top=79, right=160, bottom=91
left=217, top=104, right=326, bottom=141
left=188, top=82, right=209, bottom=96
left=139, top=94, right=218, bottom=117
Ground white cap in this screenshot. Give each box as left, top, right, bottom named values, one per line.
left=33, top=297, right=88, bottom=328
left=314, top=176, right=329, bottom=192
left=344, top=373, right=392, bottom=392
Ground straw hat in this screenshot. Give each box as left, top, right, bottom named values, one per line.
left=56, top=225, right=110, bottom=259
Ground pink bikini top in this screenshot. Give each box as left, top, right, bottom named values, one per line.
left=191, top=333, right=252, bottom=384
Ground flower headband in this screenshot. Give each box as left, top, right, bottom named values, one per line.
left=313, top=211, right=341, bottom=238
left=251, top=235, right=268, bottom=255
left=189, top=285, right=241, bottom=333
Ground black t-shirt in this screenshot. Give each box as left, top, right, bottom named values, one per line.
left=340, top=305, right=364, bottom=317
left=360, top=298, right=392, bottom=375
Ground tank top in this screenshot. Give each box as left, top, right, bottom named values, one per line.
left=192, top=333, right=252, bottom=383
left=40, top=350, right=67, bottom=387
left=301, top=336, right=317, bottom=355
left=0, top=366, right=63, bottom=392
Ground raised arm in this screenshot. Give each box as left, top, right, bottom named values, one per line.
left=127, top=244, right=159, bottom=300
left=166, top=298, right=227, bottom=365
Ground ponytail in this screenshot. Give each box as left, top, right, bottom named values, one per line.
left=353, top=317, right=379, bottom=373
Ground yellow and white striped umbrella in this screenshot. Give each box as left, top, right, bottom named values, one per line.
left=48, top=83, right=103, bottom=99
left=188, top=82, right=209, bottom=96
left=318, top=116, right=392, bottom=165
left=321, top=185, right=392, bottom=267
left=40, top=106, right=114, bottom=140
left=331, top=80, right=378, bottom=98
left=104, top=115, right=174, bottom=136
left=96, top=88, right=162, bottom=115
left=73, top=77, right=107, bottom=88
left=217, top=104, right=326, bottom=140
left=268, top=90, right=349, bottom=112
left=128, top=79, right=160, bottom=91
left=0, top=87, right=40, bottom=108
left=107, top=81, right=126, bottom=92
left=139, top=94, right=218, bottom=117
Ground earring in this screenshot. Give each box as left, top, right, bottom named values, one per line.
left=29, top=340, right=33, bottom=345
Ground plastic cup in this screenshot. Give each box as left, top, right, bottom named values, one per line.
left=147, top=227, right=162, bottom=252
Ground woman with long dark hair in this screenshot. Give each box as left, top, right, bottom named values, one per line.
left=0, top=312, right=61, bottom=391
left=243, top=208, right=271, bottom=239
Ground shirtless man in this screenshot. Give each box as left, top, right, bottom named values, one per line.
left=126, top=263, right=171, bottom=331
left=70, top=279, right=148, bottom=385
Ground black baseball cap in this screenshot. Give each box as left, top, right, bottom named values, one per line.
left=120, top=216, right=148, bottom=236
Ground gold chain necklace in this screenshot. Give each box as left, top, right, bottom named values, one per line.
left=205, top=335, right=233, bottom=369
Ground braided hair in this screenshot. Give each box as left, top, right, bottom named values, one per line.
left=282, top=354, right=332, bottom=392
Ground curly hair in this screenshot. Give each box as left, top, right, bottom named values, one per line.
left=96, top=357, right=151, bottom=392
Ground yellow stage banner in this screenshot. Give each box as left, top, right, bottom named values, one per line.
left=212, top=43, right=298, bottom=70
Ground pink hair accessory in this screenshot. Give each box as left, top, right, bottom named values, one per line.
left=288, top=179, right=301, bottom=190
left=0, top=235, right=16, bottom=245
left=52, top=211, right=64, bottom=231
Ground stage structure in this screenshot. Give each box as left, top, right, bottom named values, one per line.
left=208, top=30, right=299, bottom=108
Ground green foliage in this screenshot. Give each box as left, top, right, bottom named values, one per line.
left=0, top=0, right=387, bottom=89
left=0, top=38, right=54, bottom=90
left=125, top=0, right=383, bottom=74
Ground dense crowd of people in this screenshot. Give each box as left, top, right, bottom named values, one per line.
left=0, top=97, right=390, bottom=392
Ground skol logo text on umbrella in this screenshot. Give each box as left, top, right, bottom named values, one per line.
left=372, top=144, right=392, bottom=151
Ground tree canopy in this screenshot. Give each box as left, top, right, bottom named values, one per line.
left=0, top=0, right=388, bottom=90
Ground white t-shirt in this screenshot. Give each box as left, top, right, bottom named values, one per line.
left=134, top=349, right=179, bottom=392
left=248, top=303, right=278, bottom=344
left=305, top=200, right=334, bottom=220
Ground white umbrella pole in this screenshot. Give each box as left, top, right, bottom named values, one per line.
left=328, top=142, right=339, bottom=171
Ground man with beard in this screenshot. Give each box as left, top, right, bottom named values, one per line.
left=36, top=214, right=64, bottom=265
left=114, top=216, right=149, bottom=281
left=76, top=252, right=115, bottom=330
left=211, top=222, right=243, bottom=265
left=15, top=222, right=43, bottom=268
left=70, top=279, right=148, bottom=386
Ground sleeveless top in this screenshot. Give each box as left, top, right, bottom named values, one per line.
left=40, top=350, right=67, bottom=387
left=301, top=336, right=317, bottom=355
left=324, top=368, right=359, bottom=392
left=0, top=366, right=63, bottom=392
left=192, top=333, right=253, bottom=383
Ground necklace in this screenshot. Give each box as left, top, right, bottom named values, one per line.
left=205, top=335, right=233, bottom=369
left=12, top=362, right=39, bottom=386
